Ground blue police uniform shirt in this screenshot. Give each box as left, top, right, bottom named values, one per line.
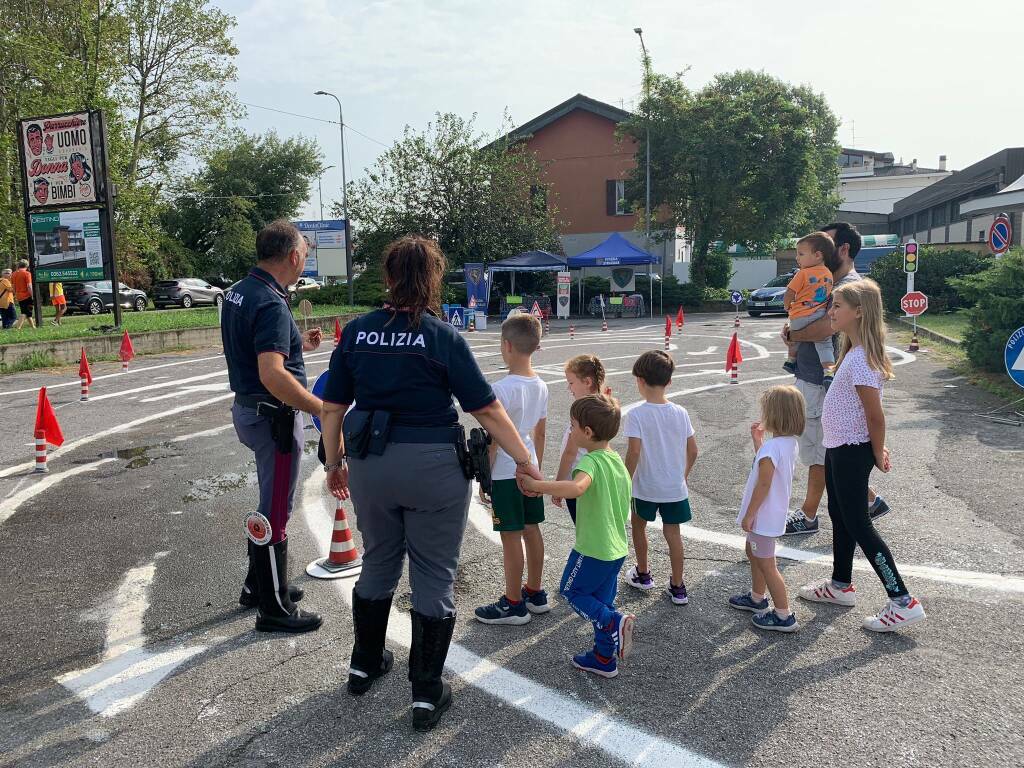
left=221, top=266, right=307, bottom=397
left=324, top=308, right=495, bottom=427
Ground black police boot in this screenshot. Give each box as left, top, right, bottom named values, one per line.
left=240, top=540, right=304, bottom=608
left=253, top=538, right=322, bottom=633
left=347, top=592, right=394, bottom=695
left=409, top=610, right=455, bottom=732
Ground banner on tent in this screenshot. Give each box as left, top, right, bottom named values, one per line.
left=464, top=263, right=487, bottom=312
left=556, top=271, right=571, bottom=318
left=610, top=267, right=635, bottom=293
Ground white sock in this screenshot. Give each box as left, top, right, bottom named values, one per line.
left=751, top=591, right=765, bottom=602
left=774, top=607, right=792, bottom=618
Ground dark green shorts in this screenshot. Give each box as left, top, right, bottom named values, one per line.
left=632, top=498, right=692, bottom=524
left=490, top=478, right=545, bottom=532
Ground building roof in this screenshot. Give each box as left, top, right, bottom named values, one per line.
left=842, top=148, right=895, bottom=164
left=870, top=164, right=947, bottom=177
left=499, top=94, right=632, bottom=145
left=891, top=148, right=1024, bottom=219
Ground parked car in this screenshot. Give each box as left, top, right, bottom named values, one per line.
left=153, top=278, right=224, bottom=309
left=65, top=281, right=149, bottom=315
left=746, top=271, right=796, bottom=317
left=287, top=276, right=321, bottom=302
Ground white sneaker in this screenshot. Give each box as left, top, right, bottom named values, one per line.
left=798, top=579, right=857, bottom=607
left=625, top=565, right=656, bottom=591
left=863, top=597, right=926, bottom=633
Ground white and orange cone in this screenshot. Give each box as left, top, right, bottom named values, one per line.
left=601, top=318, right=608, bottom=332
left=306, top=498, right=363, bottom=579
left=734, top=314, right=741, bottom=328
left=569, top=323, right=575, bottom=340
left=34, top=430, right=48, bottom=473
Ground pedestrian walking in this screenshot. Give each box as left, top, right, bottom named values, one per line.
left=0, top=269, right=16, bottom=329
left=12, top=260, right=34, bottom=330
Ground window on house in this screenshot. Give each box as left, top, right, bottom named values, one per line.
left=606, top=179, right=632, bottom=216
left=916, top=212, right=929, bottom=231
left=932, top=207, right=946, bottom=227
left=979, top=229, right=985, bottom=242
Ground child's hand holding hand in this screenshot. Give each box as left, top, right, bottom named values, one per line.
left=478, top=484, right=491, bottom=506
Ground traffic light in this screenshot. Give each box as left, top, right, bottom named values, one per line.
left=903, top=240, right=919, bottom=273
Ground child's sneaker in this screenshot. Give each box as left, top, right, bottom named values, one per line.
left=868, top=495, right=892, bottom=520
left=751, top=610, right=799, bottom=633
left=729, top=591, right=770, bottom=612
left=782, top=359, right=798, bottom=374
left=608, top=613, right=635, bottom=660
left=474, top=595, right=531, bottom=625
left=798, top=579, right=857, bottom=607
left=783, top=510, right=819, bottom=535
left=521, top=587, right=551, bottom=614
left=863, top=597, right=926, bottom=633
left=625, top=565, right=656, bottom=591
left=571, top=650, right=618, bottom=678
left=667, top=581, right=688, bottom=605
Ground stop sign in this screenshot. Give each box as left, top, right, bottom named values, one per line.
left=901, top=291, right=928, bottom=316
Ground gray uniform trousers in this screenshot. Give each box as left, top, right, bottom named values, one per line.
left=232, top=403, right=305, bottom=532
left=348, top=442, right=471, bottom=618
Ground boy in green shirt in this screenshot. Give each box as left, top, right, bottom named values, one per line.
left=519, top=394, right=636, bottom=677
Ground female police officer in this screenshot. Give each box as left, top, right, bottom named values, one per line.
left=320, top=236, right=541, bottom=732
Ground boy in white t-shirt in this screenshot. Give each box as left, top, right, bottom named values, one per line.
left=728, top=385, right=805, bottom=632
left=623, top=351, right=699, bottom=604
left=475, top=314, right=549, bottom=626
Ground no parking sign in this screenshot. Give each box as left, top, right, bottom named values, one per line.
left=989, top=215, right=1012, bottom=255
left=1006, top=326, right=1024, bottom=389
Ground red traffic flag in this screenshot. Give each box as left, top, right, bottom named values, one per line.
left=35, top=387, right=65, bottom=447
left=119, top=331, right=135, bottom=362
left=725, top=332, right=743, bottom=371
left=676, top=307, right=685, bottom=327
left=78, top=348, right=93, bottom=385
left=334, top=317, right=342, bottom=344
left=665, top=315, right=672, bottom=337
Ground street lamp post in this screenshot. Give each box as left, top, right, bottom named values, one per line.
left=634, top=27, right=654, bottom=315
left=316, top=164, right=335, bottom=222
left=315, top=90, right=354, bottom=305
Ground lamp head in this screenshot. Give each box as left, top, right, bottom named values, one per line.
left=314, top=90, right=327, bottom=96
left=634, top=27, right=642, bottom=35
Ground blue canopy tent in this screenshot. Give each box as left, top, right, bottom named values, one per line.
left=486, top=250, right=567, bottom=303
left=567, top=232, right=661, bottom=317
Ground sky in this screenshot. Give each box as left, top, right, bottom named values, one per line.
left=218, top=0, right=1024, bottom=221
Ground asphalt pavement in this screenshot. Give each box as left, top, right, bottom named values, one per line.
left=1, top=314, right=1022, bottom=768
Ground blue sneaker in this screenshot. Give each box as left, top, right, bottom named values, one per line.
left=783, top=510, right=819, bottom=536
left=474, top=595, right=531, bottom=625
left=571, top=650, right=618, bottom=678
left=521, top=587, right=551, bottom=614
left=602, top=612, right=635, bottom=660
left=868, top=495, right=892, bottom=521
left=729, top=591, right=769, bottom=613
left=751, top=610, right=799, bottom=633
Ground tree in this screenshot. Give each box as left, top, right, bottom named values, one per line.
left=164, top=131, right=322, bottom=280
left=116, top=0, right=241, bottom=185
left=343, top=112, right=562, bottom=272
left=622, top=69, right=841, bottom=288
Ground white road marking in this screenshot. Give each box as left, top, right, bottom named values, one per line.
left=299, top=470, right=723, bottom=767
left=0, top=393, right=235, bottom=479
left=139, top=382, right=230, bottom=403
left=0, top=458, right=116, bottom=524
left=687, top=346, right=718, bottom=356
left=168, top=424, right=234, bottom=442
left=55, top=556, right=208, bottom=717
left=84, top=370, right=229, bottom=402
left=468, top=487, right=501, bottom=545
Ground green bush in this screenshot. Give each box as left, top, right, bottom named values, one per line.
left=704, top=250, right=734, bottom=289
left=869, top=247, right=993, bottom=315
left=951, top=249, right=1024, bottom=373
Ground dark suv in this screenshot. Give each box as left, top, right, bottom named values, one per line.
left=65, top=281, right=149, bottom=315
left=153, top=278, right=224, bottom=309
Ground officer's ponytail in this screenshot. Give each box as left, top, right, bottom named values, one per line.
left=382, top=235, right=446, bottom=327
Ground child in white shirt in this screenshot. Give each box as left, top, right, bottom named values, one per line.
left=729, top=385, right=804, bottom=632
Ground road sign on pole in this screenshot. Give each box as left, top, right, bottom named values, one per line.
left=1006, top=326, right=1024, bottom=390
left=730, top=291, right=743, bottom=306
left=901, top=291, right=928, bottom=317
left=988, top=214, right=1012, bottom=255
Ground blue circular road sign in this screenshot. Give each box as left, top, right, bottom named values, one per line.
left=310, top=370, right=329, bottom=431
left=1005, top=326, right=1024, bottom=390
left=730, top=291, right=743, bottom=305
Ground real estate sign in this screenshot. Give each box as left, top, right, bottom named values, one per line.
left=30, top=209, right=104, bottom=281
left=294, top=219, right=348, bottom=278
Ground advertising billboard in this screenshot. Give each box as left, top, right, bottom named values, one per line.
left=30, top=209, right=104, bottom=281
left=18, top=112, right=99, bottom=208
left=294, top=219, right=347, bottom=278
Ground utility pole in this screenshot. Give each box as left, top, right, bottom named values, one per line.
left=315, top=91, right=354, bottom=305
left=635, top=27, right=654, bottom=316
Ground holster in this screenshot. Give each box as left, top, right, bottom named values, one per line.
left=257, top=401, right=296, bottom=454
left=343, top=410, right=373, bottom=460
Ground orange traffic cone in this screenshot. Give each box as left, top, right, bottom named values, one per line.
left=664, top=315, right=671, bottom=351
left=306, top=498, right=363, bottom=579
left=79, top=348, right=93, bottom=402
left=34, top=387, right=65, bottom=473
left=676, top=306, right=684, bottom=329
left=734, top=314, right=741, bottom=329
left=119, top=331, right=135, bottom=372
left=601, top=318, right=608, bottom=332
left=334, top=318, right=342, bottom=348
left=569, top=323, right=575, bottom=340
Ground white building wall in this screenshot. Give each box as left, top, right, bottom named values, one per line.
left=948, top=221, right=968, bottom=242
left=929, top=226, right=946, bottom=243
left=969, top=214, right=994, bottom=243
left=838, top=172, right=950, bottom=214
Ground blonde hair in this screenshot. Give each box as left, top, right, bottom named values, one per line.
left=501, top=313, right=542, bottom=354
left=833, top=279, right=894, bottom=380
left=565, top=354, right=606, bottom=393
left=760, top=385, right=806, bottom=437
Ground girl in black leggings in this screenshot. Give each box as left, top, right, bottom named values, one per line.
left=798, top=278, right=926, bottom=632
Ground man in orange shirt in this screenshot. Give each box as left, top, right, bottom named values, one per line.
left=12, top=259, right=35, bottom=329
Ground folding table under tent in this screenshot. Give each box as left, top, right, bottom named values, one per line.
left=485, top=250, right=567, bottom=306
left=566, top=232, right=661, bottom=318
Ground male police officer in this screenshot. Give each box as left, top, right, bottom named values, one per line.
left=222, top=219, right=323, bottom=633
